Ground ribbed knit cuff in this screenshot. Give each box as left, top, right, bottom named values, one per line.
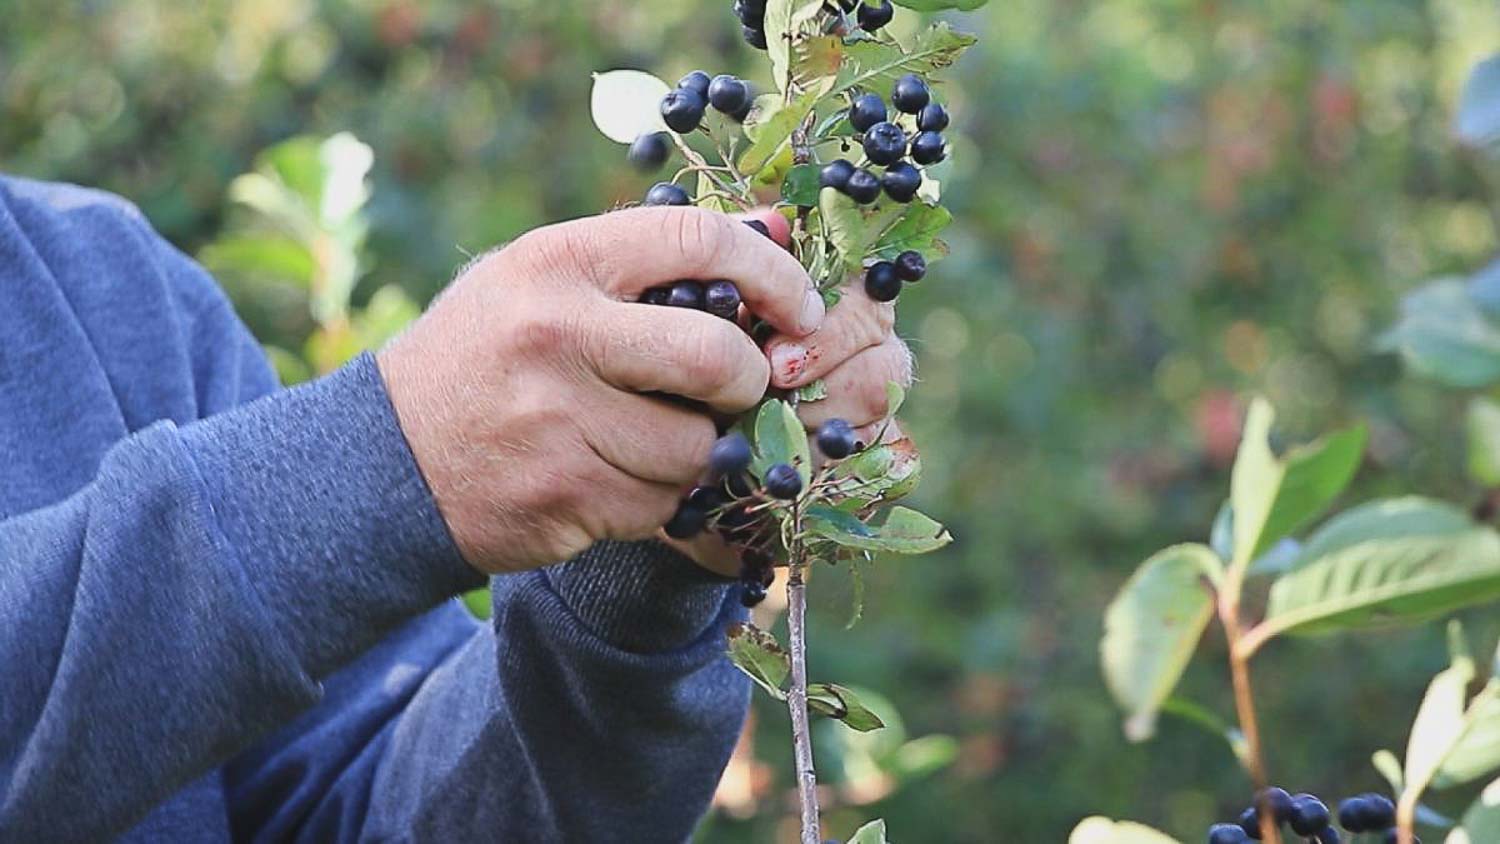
left=543, top=541, right=734, bottom=654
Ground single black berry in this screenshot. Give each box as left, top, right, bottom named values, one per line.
left=664, top=502, right=707, bottom=539
left=817, top=419, right=856, bottom=459
left=704, top=280, right=742, bottom=320
left=891, top=73, right=931, bottom=114
left=723, top=471, right=755, bottom=498
left=1236, top=806, right=1262, bottom=840
left=917, top=102, right=950, bottom=132
left=640, top=286, right=671, bottom=306
left=1258, top=788, right=1295, bottom=824
left=708, top=75, right=751, bottom=114
left=740, top=579, right=767, bottom=607
left=881, top=161, right=922, bottom=203
left=1208, top=824, right=1250, bottom=844
left=1381, top=831, right=1417, bottom=844
left=678, top=70, right=712, bottom=98
left=734, top=0, right=765, bottom=27
left=644, top=182, right=691, bottom=206
left=742, top=25, right=768, bottom=49
left=627, top=132, right=671, bottom=172
left=743, top=219, right=772, bottom=238
left=820, top=159, right=856, bottom=191
left=1362, top=794, right=1396, bottom=829
left=865, top=261, right=901, bottom=302
left=844, top=168, right=881, bottom=204
left=894, top=249, right=926, bottom=281
left=710, top=432, right=753, bottom=476
left=1337, top=797, right=1372, bottom=832
left=661, top=89, right=706, bottom=133
left=848, top=93, right=887, bottom=133
left=688, top=485, right=728, bottom=516
left=910, top=131, right=946, bottom=164
left=836, top=0, right=859, bottom=10
left=862, top=121, right=907, bottom=166
left=1314, top=825, right=1341, bottom=844
left=763, top=463, right=802, bottom=499
left=856, top=0, right=894, bottom=32
left=1289, top=794, right=1330, bottom=836
left=667, top=280, right=705, bottom=309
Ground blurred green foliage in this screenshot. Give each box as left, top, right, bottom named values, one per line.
left=10, top=1, right=1500, bottom=840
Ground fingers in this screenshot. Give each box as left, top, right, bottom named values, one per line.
left=579, top=390, right=719, bottom=486
left=765, top=277, right=895, bottom=390
left=582, top=302, right=770, bottom=413
left=732, top=208, right=792, bottom=249
left=540, top=206, right=824, bottom=337
left=795, top=336, right=913, bottom=430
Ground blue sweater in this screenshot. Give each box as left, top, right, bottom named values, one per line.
left=0, top=175, right=749, bottom=842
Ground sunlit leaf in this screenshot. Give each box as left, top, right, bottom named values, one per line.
left=848, top=818, right=890, bottom=844
left=1407, top=622, right=1478, bottom=789
left=872, top=203, right=952, bottom=262
left=808, top=682, right=886, bottom=731
left=1469, top=397, right=1500, bottom=486
left=837, top=23, right=978, bottom=98
left=753, top=399, right=813, bottom=485
left=589, top=69, right=670, bottom=143
left=726, top=622, right=790, bottom=700
left=808, top=505, right=951, bottom=554
left=1101, top=544, right=1220, bottom=742
left=739, top=90, right=819, bottom=176
left=1068, top=817, right=1183, bottom=844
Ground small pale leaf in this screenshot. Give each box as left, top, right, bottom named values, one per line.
left=590, top=70, right=671, bottom=143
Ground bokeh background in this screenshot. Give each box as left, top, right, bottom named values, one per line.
left=8, top=1, right=1500, bottom=840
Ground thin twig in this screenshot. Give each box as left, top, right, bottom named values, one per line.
left=1219, top=584, right=1279, bottom=844
left=785, top=502, right=821, bottom=844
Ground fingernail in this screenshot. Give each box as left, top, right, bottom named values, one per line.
left=799, top=289, right=825, bottom=334
left=770, top=343, right=808, bottom=386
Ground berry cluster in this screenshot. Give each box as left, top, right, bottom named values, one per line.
left=734, top=0, right=768, bottom=50
left=737, top=0, right=894, bottom=51
left=862, top=249, right=925, bottom=302
left=820, top=74, right=947, bottom=202
left=630, top=69, right=755, bottom=174
left=1209, top=787, right=1408, bottom=844
left=662, top=418, right=859, bottom=608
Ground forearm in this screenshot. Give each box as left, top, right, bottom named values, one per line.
left=0, top=354, right=477, bottom=840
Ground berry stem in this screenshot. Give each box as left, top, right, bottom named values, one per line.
left=1218, top=583, right=1280, bottom=844
left=784, top=502, right=822, bottom=844
left=1394, top=794, right=1417, bottom=844
left=668, top=133, right=751, bottom=209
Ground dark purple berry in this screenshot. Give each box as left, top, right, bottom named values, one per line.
left=820, top=159, right=856, bottom=191
left=740, top=580, right=767, bottom=607
left=894, top=249, right=926, bottom=281
left=640, top=286, right=671, bottom=306
left=1381, top=831, right=1417, bottom=844
left=644, top=182, right=691, bottom=206
left=1361, top=794, right=1395, bottom=829
left=627, top=132, right=671, bottom=172
left=1337, top=797, right=1371, bottom=832
left=1257, top=788, right=1294, bottom=825
left=856, top=0, right=894, bottom=32
left=664, top=502, right=707, bottom=538
left=917, top=102, right=950, bottom=132
left=1314, top=826, right=1341, bottom=844
left=661, top=89, right=706, bottom=133
left=1236, top=807, right=1262, bottom=839
left=836, top=0, right=858, bottom=10
left=1289, top=794, right=1330, bottom=836
left=710, top=432, right=753, bottom=476
left=816, top=419, right=856, bottom=459
left=1208, top=824, right=1250, bottom=844
left=743, top=219, right=771, bottom=238
left=723, top=471, right=755, bottom=498
left=687, top=485, right=728, bottom=513
left=891, top=73, right=930, bottom=114
left=910, top=131, right=946, bottom=164
left=708, top=75, right=750, bottom=114
left=848, top=93, right=887, bottom=133
left=742, top=25, right=768, bottom=49
left=763, top=463, right=802, bottom=499
left=734, top=0, right=765, bottom=27
left=881, top=161, right=922, bottom=203
left=704, top=280, right=742, bottom=319
left=864, top=261, right=901, bottom=302
left=667, top=280, right=705, bottom=309
left=862, top=121, right=907, bottom=166
left=678, top=70, right=712, bottom=98
left=844, top=168, right=881, bottom=204
left=729, top=96, right=755, bottom=122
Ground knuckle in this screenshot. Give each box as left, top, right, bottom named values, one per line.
left=682, top=323, right=738, bottom=387
left=870, top=301, right=897, bottom=337
left=860, top=377, right=891, bottom=420
left=508, top=306, right=582, bottom=362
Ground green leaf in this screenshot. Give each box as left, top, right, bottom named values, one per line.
left=726, top=622, right=790, bottom=700
left=1101, top=544, right=1220, bottom=742
left=1469, top=397, right=1500, bottom=486
left=808, top=682, right=886, bottom=731
left=1378, top=278, right=1500, bottom=388
left=461, top=586, right=491, bottom=620
left=1068, top=817, right=1183, bottom=844
left=589, top=69, right=670, bottom=143
left=808, top=505, right=951, bottom=554
left=1287, top=498, right=1475, bottom=574
left=884, top=381, right=907, bottom=416
left=1209, top=501, right=1234, bottom=563
left=848, top=818, right=890, bottom=844
left=1259, top=509, right=1500, bottom=639
left=833, top=437, right=924, bottom=503
left=796, top=378, right=829, bottom=402
left=871, top=202, right=952, bottom=262
left=696, top=171, right=737, bottom=213
left=1434, top=635, right=1500, bottom=789
left=764, top=0, right=826, bottom=94
left=1451, top=776, right=1500, bottom=844
left=739, top=90, right=818, bottom=177
left=819, top=186, right=908, bottom=274
left=1228, top=397, right=1366, bottom=565
left=1374, top=749, right=1406, bottom=793
left=781, top=163, right=822, bottom=206
left=1407, top=622, right=1478, bottom=789
left=198, top=234, right=316, bottom=287
left=837, top=22, right=978, bottom=99
left=753, top=399, right=812, bottom=485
